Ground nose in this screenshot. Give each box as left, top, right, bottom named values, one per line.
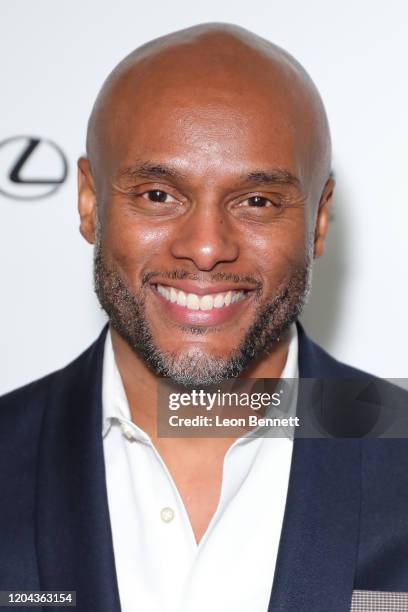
left=170, top=200, right=239, bottom=271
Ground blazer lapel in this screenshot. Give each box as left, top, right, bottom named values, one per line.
left=35, top=325, right=121, bottom=612
left=267, top=323, right=362, bottom=611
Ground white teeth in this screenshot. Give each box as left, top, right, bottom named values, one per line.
left=177, top=290, right=187, bottom=306
left=231, top=291, right=244, bottom=303
left=213, top=294, right=224, bottom=308
left=170, top=287, right=178, bottom=303
left=157, top=285, right=166, bottom=298
left=186, top=293, right=200, bottom=310
left=156, top=284, right=246, bottom=311
left=200, top=295, right=213, bottom=310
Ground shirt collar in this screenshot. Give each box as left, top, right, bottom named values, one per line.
left=279, top=323, right=299, bottom=380
left=101, top=323, right=299, bottom=440
left=101, top=330, right=150, bottom=442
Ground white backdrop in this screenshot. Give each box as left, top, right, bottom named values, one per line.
left=1, top=0, right=407, bottom=395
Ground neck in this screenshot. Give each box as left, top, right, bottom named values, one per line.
left=110, top=324, right=292, bottom=452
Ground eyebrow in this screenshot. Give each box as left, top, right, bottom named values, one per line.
left=117, top=162, right=186, bottom=182
left=117, top=162, right=300, bottom=189
left=242, top=169, right=300, bottom=189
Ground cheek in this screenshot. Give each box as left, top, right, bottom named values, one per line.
left=243, top=220, right=309, bottom=282
left=100, top=206, right=173, bottom=274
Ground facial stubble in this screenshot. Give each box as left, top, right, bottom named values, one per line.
left=94, top=240, right=313, bottom=387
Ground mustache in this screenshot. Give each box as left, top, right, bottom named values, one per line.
left=141, top=269, right=263, bottom=292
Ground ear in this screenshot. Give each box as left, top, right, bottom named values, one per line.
left=77, top=156, right=97, bottom=244
left=314, top=176, right=335, bottom=258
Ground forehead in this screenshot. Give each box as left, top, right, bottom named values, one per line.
left=95, top=61, right=317, bottom=187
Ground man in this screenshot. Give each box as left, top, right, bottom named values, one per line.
left=1, top=23, right=407, bottom=612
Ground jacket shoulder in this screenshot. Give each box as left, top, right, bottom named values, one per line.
left=297, top=322, right=375, bottom=379
left=0, top=329, right=106, bottom=421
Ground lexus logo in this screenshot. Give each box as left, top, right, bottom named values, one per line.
left=0, top=135, right=68, bottom=201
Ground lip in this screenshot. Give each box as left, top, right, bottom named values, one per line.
left=149, top=279, right=256, bottom=296
left=149, top=284, right=254, bottom=327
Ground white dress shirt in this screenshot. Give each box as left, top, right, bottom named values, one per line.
left=102, top=325, right=299, bottom=612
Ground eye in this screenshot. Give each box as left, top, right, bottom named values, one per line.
left=230, top=192, right=287, bottom=222
left=141, top=189, right=177, bottom=204
left=246, top=195, right=278, bottom=207
left=142, top=189, right=175, bottom=203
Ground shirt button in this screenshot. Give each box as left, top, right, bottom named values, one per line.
left=121, top=424, right=134, bottom=441
left=160, top=507, right=175, bottom=523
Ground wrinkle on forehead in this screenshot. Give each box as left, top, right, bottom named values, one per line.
left=86, top=23, right=332, bottom=193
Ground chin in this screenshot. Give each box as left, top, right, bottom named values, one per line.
left=151, top=345, right=241, bottom=388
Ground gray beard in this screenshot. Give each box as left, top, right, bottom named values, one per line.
left=93, top=242, right=313, bottom=388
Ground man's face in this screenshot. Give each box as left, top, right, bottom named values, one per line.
left=80, top=73, right=328, bottom=386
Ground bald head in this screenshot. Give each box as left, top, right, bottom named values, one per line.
left=78, top=23, right=335, bottom=386
left=86, top=23, right=331, bottom=191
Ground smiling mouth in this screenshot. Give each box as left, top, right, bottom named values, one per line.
left=153, top=283, right=251, bottom=311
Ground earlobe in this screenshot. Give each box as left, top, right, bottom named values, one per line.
left=314, top=177, right=335, bottom=258
left=77, top=156, right=97, bottom=245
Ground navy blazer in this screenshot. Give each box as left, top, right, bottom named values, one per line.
left=1, top=322, right=408, bottom=612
